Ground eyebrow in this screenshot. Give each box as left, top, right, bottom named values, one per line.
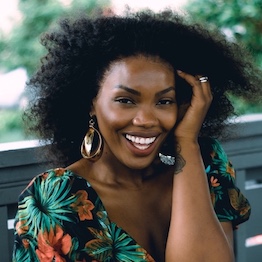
left=115, top=85, right=175, bottom=96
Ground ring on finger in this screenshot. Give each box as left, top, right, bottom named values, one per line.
left=199, top=76, right=209, bottom=83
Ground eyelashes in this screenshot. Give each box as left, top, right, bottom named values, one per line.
left=114, top=98, right=134, bottom=104
left=114, top=97, right=176, bottom=105
left=157, top=99, right=176, bottom=105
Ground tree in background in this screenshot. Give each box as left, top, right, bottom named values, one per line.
left=0, top=0, right=261, bottom=143
left=0, top=0, right=110, bottom=76
left=184, top=0, right=262, bottom=114
left=0, top=0, right=110, bottom=143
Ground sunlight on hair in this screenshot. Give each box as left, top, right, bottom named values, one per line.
left=111, top=0, right=188, bottom=14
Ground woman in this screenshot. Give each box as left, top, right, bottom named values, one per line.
left=13, top=9, right=261, bottom=262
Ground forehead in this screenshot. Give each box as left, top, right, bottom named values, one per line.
left=100, top=55, right=175, bottom=84
left=95, top=55, right=176, bottom=101
left=109, top=55, right=173, bottom=72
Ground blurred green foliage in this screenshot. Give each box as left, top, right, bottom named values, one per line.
left=0, top=0, right=110, bottom=76
left=0, top=109, right=22, bottom=131
left=0, top=0, right=261, bottom=144
left=227, top=94, right=262, bottom=115
left=185, top=0, right=262, bottom=68
left=0, top=109, right=28, bottom=143
left=184, top=0, right=262, bottom=114
left=0, top=0, right=109, bottom=143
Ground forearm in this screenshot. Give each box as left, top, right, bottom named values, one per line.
left=165, top=141, right=234, bottom=262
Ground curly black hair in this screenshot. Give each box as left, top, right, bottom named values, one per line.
left=24, top=8, right=262, bottom=165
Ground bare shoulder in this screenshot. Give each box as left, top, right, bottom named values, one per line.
left=66, top=158, right=94, bottom=180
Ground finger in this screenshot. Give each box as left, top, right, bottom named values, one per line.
left=177, top=70, right=201, bottom=88
left=177, top=103, right=190, bottom=121
left=177, top=70, right=212, bottom=101
left=196, top=74, right=213, bottom=98
left=177, top=70, right=206, bottom=101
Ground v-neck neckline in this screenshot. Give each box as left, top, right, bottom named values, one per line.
left=68, top=169, right=156, bottom=261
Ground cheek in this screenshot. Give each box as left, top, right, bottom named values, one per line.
left=160, top=107, right=178, bottom=131
left=95, top=104, right=130, bottom=132
left=166, top=116, right=177, bottom=131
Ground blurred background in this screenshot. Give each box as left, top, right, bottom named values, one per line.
left=0, top=0, right=262, bottom=145
left=0, top=1, right=262, bottom=261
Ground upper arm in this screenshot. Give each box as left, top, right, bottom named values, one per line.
left=200, top=137, right=251, bottom=228
left=221, top=221, right=234, bottom=251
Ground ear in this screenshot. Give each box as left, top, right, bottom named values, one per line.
left=90, top=98, right=97, bottom=116
left=90, top=107, right=95, bottom=117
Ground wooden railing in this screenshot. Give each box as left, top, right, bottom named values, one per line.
left=1, top=114, right=262, bottom=262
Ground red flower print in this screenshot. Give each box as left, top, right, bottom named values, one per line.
left=42, top=172, right=49, bottom=180
left=36, top=225, right=72, bottom=262
left=210, top=176, right=220, bottom=187
left=22, top=239, right=30, bottom=249
left=137, top=247, right=155, bottom=261
left=226, top=162, right=236, bottom=179
left=16, top=220, right=29, bottom=236
left=54, top=168, right=66, bottom=176
left=71, top=190, right=95, bottom=221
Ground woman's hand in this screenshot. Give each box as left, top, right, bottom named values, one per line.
left=174, top=70, right=213, bottom=142
left=166, top=72, right=234, bottom=262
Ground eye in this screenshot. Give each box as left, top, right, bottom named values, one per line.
left=157, top=99, right=176, bottom=105
left=115, top=98, right=134, bottom=104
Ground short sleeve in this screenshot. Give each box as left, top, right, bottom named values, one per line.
left=12, top=168, right=157, bottom=261
left=12, top=168, right=80, bottom=262
left=200, top=137, right=251, bottom=229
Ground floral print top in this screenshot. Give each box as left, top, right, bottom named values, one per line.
left=13, top=138, right=251, bottom=262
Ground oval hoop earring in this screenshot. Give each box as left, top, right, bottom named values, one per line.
left=81, top=118, right=103, bottom=161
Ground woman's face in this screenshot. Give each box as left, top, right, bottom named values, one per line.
left=92, top=55, right=178, bottom=169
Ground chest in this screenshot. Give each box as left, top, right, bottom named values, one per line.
left=99, top=184, right=173, bottom=261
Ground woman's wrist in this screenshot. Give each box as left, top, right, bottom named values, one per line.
left=175, top=137, right=200, bottom=150
left=173, top=138, right=202, bottom=174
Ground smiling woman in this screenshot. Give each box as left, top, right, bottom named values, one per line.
left=12, top=8, right=261, bottom=262
left=90, top=56, right=177, bottom=169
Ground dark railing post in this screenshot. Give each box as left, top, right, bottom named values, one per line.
left=0, top=141, right=52, bottom=261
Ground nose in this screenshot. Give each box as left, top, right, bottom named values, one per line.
left=132, top=107, right=158, bottom=128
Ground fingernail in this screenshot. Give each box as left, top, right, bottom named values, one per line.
left=177, top=70, right=183, bottom=74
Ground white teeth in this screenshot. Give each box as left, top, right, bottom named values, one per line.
left=125, top=134, right=156, bottom=147
left=134, top=144, right=150, bottom=150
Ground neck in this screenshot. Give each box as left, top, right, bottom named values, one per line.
left=89, top=151, right=163, bottom=189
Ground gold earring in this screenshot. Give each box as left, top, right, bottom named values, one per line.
left=81, top=118, right=103, bottom=161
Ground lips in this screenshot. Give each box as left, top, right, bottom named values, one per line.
left=125, top=134, right=156, bottom=150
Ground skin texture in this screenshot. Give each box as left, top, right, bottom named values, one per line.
left=68, top=55, right=234, bottom=261
left=24, top=10, right=262, bottom=165
left=166, top=70, right=234, bottom=261
left=92, top=56, right=177, bottom=170
left=18, top=9, right=260, bottom=262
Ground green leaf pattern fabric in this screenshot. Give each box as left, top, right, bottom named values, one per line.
left=13, top=138, right=250, bottom=261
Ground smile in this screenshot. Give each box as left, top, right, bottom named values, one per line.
left=125, top=134, right=156, bottom=150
